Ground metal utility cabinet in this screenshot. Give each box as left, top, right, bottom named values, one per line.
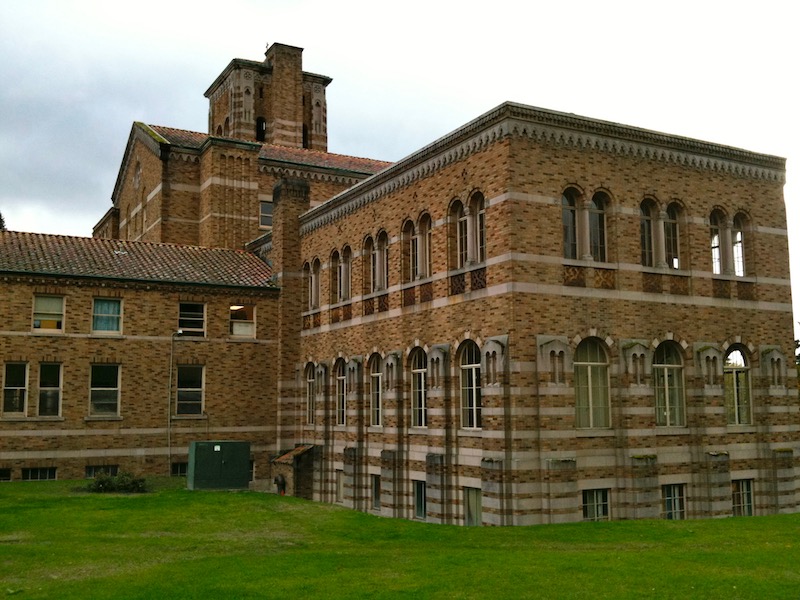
left=187, top=441, right=251, bottom=490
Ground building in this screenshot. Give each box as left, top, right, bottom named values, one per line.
left=2, top=42, right=797, bottom=525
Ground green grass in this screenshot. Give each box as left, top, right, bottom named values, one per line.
left=1, top=480, right=799, bottom=599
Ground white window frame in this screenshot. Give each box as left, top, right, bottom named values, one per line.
left=369, top=356, right=382, bottom=427
left=732, top=479, right=754, bottom=516
left=460, top=342, right=482, bottom=429
left=33, top=295, right=64, bottom=332
left=305, top=364, right=316, bottom=425
left=724, top=348, right=751, bottom=425
left=661, top=483, right=686, bottom=520
left=178, top=302, right=206, bottom=337
left=89, top=364, right=120, bottom=416
left=92, top=298, right=122, bottom=334
left=411, top=349, right=427, bottom=428
left=3, top=362, right=28, bottom=416
left=414, top=479, right=427, bottom=520
left=38, top=363, right=61, bottom=417
left=229, top=304, right=255, bottom=337
left=176, top=365, right=204, bottom=415
left=259, top=200, right=273, bottom=228
left=574, top=339, right=610, bottom=429
left=653, top=342, right=686, bottom=427
left=582, top=488, right=610, bottom=521
left=335, top=360, right=346, bottom=426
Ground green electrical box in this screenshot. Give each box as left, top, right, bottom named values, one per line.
left=187, top=441, right=251, bottom=490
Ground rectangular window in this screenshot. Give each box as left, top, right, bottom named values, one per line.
left=582, top=489, right=610, bottom=521
left=92, top=298, right=121, bottom=333
left=259, top=201, right=273, bottom=228
left=38, top=363, right=61, bottom=417
left=171, top=462, right=188, bottom=477
left=336, top=365, right=346, bottom=426
left=661, top=484, right=686, bottom=520
left=229, top=304, right=255, bottom=337
left=176, top=365, right=203, bottom=415
left=90, top=365, right=120, bottom=416
left=33, top=295, right=64, bottom=332
left=85, top=465, right=119, bottom=478
left=414, top=480, right=427, bottom=520
left=22, top=467, right=56, bottom=481
left=178, top=302, right=205, bottom=336
left=370, top=366, right=382, bottom=427
left=732, top=479, right=753, bottom=516
left=306, top=367, right=316, bottom=425
left=0, top=468, right=11, bottom=482
left=3, top=363, right=27, bottom=415
left=464, top=487, right=482, bottom=526
left=372, top=474, right=381, bottom=510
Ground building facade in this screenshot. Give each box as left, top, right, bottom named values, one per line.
left=2, top=43, right=797, bottom=525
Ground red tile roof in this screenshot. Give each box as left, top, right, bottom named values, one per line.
left=147, top=124, right=391, bottom=175
left=0, top=231, right=276, bottom=288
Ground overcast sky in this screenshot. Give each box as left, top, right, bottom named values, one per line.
left=1, top=0, right=798, bottom=334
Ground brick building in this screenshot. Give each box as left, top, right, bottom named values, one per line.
left=2, top=42, right=797, bottom=525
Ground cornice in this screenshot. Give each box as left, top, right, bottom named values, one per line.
left=299, top=102, right=786, bottom=235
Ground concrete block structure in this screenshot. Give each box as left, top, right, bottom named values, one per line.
left=2, top=42, right=797, bottom=525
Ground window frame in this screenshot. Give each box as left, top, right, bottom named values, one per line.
left=588, top=192, right=607, bottom=262
left=305, top=363, right=316, bottom=425
left=89, top=364, right=120, bottom=417
left=640, top=199, right=655, bottom=267
left=562, top=189, right=578, bottom=260
left=732, top=213, right=746, bottom=277
left=38, top=363, right=62, bottom=417
left=176, top=364, right=204, bottom=416
left=3, top=362, right=28, bottom=416
left=259, top=200, right=273, bottom=228
left=229, top=304, right=256, bottom=338
left=411, top=349, right=428, bottom=428
left=661, top=483, right=686, bottom=520
left=178, top=302, right=206, bottom=337
left=414, top=479, right=427, bottom=520
left=33, top=295, right=64, bottom=333
left=460, top=341, right=482, bottom=429
left=732, top=479, right=754, bottom=516
left=92, top=298, right=122, bottom=334
left=653, top=342, right=686, bottom=427
left=724, top=347, right=751, bottom=425
left=369, top=355, right=382, bottom=427
left=574, top=339, right=610, bottom=429
left=582, top=488, right=610, bottom=521
left=335, top=360, right=347, bottom=426
left=664, top=203, right=681, bottom=269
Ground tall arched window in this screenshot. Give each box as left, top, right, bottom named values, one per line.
left=588, top=192, right=608, bottom=262
left=340, top=246, right=352, bottom=301
left=640, top=199, right=655, bottom=267
left=653, top=342, right=685, bottom=427
left=376, top=231, right=389, bottom=291
left=664, top=203, right=681, bottom=269
left=363, top=236, right=374, bottom=294
left=369, top=354, right=382, bottom=427
left=335, top=359, right=347, bottom=426
left=732, top=213, right=746, bottom=277
left=305, top=363, right=316, bottom=425
left=574, top=338, right=609, bottom=428
left=460, top=341, right=482, bottom=429
left=710, top=210, right=725, bottom=275
left=418, top=213, right=432, bottom=278
left=456, top=201, right=468, bottom=268
left=562, top=189, right=578, bottom=259
left=330, top=250, right=341, bottom=304
left=402, top=220, right=416, bottom=283
left=255, top=117, right=266, bottom=142
left=410, top=348, right=428, bottom=427
left=309, top=258, right=321, bottom=309
left=470, top=192, right=486, bottom=263
left=724, top=347, right=751, bottom=425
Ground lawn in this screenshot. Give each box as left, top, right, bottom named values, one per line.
left=1, top=479, right=799, bottom=599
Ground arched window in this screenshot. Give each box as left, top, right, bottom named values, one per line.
left=255, top=117, right=266, bottom=142
left=732, top=213, right=746, bottom=277
left=640, top=200, right=655, bottom=267
left=562, top=189, right=578, bottom=259
left=305, top=363, right=316, bottom=425
left=335, top=359, right=347, bottom=426
left=309, top=258, right=321, bottom=309
left=369, top=354, right=382, bottom=427
left=664, top=203, right=681, bottom=269
left=724, top=347, right=751, bottom=425
left=456, top=201, right=468, bottom=268
left=588, top=192, right=608, bottom=262
left=402, top=220, right=416, bottom=283
left=710, top=210, right=725, bottom=275
left=330, top=250, right=341, bottom=304
left=470, top=192, right=486, bottom=263
left=376, top=231, right=389, bottom=291
left=574, top=338, right=609, bottom=428
left=653, top=342, right=685, bottom=427
left=223, top=117, right=230, bottom=137
left=410, top=348, right=428, bottom=427
left=418, top=213, right=432, bottom=278
left=363, top=237, right=374, bottom=294
left=460, top=341, right=482, bottom=429
left=340, top=246, right=352, bottom=301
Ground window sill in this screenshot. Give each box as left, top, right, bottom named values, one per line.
left=172, top=414, right=208, bottom=421
left=90, top=332, right=123, bottom=338
left=655, top=426, right=688, bottom=435
left=575, top=428, right=614, bottom=437
left=727, top=424, right=756, bottom=433
left=31, top=330, right=64, bottom=335
left=458, top=428, right=483, bottom=437
left=85, top=415, right=123, bottom=422
left=1, top=416, right=65, bottom=422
